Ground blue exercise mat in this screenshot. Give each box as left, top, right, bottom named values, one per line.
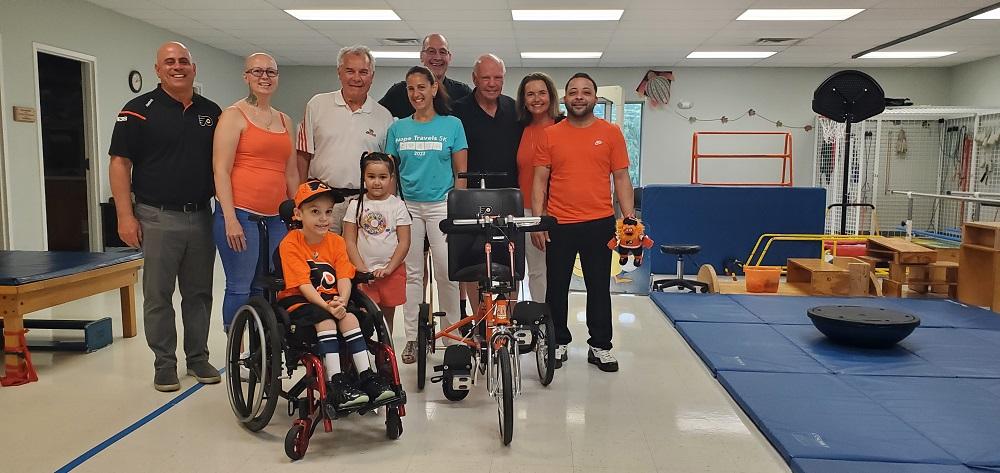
left=881, top=298, right=1000, bottom=331
left=649, top=292, right=763, bottom=324
left=843, top=375, right=1000, bottom=468
left=774, top=325, right=950, bottom=377
left=791, top=459, right=978, bottom=473
left=729, top=295, right=891, bottom=325
left=717, top=371, right=960, bottom=465
left=675, top=322, right=828, bottom=374
left=904, top=328, right=1000, bottom=378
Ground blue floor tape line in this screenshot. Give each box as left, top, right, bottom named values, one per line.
left=55, top=369, right=224, bottom=472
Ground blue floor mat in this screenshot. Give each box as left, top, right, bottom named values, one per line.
left=791, top=459, right=978, bottom=473
left=650, top=292, right=762, bottom=324
left=675, top=322, right=828, bottom=374
left=904, top=328, right=1000, bottom=378
left=729, top=295, right=892, bottom=325
left=717, top=371, right=960, bottom=465
left=843, top=376, right=1000, bottom=468
left=774, top=325, right=951, bottom=377
left=880, top=299, right=1000, bottom=331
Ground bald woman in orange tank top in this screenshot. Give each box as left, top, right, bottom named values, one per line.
left=212, top=53, right=299, bottom=331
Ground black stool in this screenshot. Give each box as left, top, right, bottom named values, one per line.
left=651, top=244, right=708, bottom=293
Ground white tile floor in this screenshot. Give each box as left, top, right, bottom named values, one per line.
left=0, top=264, right=789, bottom=473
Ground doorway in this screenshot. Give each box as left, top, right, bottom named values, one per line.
left=35, top=46, right=99, bottom=251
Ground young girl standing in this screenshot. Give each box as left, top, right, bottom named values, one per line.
left=343, top=152, right=412, bottom=335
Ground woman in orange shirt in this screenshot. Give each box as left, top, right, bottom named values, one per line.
left=514, top=72, right=562, bottom=305
left=213, top=53, right=299, bottom=331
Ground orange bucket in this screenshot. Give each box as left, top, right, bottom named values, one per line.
left=745, top=266, right=781, bottom=293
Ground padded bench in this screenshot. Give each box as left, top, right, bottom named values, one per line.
left=1, top=250, right=143, bottom=386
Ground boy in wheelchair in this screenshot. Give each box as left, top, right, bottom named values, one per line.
left=277, top=180, right=394, bottom=410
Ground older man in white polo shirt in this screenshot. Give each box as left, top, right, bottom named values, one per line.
left=297, top=45, right=394, bottom=233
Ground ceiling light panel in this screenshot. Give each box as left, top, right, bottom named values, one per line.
left=285, top=10, right=401, bottom=21
left=971, top=8, right=1000, bottom=19
left=687, top=51, right=776, bottom=59
left=860, top=51, right=957, bottom=58
left=521, top=52, right=603, bottom=59
left=371, top=51, right=420, bottom=59
left=737, top=9, right=864, bottom=21
left=512, top=10, right=624, bottom=21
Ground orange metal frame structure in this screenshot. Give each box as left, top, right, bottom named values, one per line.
left=690, top=131, right=793, bottom=187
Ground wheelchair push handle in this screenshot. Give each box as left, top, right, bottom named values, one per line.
left=352, top=272, right=376, bottom=284
left=439, top=215, right=556, bottom=234
left=457, top=171, right=509, bottom=189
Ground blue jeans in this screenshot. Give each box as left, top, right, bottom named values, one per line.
left=213, top=206, right=287, bottom=330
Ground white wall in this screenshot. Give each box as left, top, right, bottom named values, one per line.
left=0, top=0, right=245, bottom=250
left=271, top=65, right=952, bottom=188
left=949, top=55, right=1000, bottom=108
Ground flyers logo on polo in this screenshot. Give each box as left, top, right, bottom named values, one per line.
left=308, top=261, right=337, bottom=291
left=198, top=115, right=214, bottom=127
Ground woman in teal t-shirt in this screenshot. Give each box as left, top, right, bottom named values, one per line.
left=386, top=65, right=467, bottom=363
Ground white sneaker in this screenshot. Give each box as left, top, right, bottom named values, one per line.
left=587, top=346, right=619, bottom=372
left=554, top=345, right=568, bottom=369
left=239, top=351, right=251, bottom=381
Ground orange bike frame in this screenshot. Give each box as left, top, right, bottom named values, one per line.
left=432, top=241, right=516, bottom=352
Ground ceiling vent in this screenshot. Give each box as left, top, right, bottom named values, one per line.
left=379, top=38, right=421, bottom=46
left=753, top=38, right=802, bottom=46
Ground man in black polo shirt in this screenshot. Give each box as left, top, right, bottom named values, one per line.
left=378, top=33, right=471, bottom=118
left=451, top=53, right=522, bottom=312
left=109, top=41, right=222, bottom=392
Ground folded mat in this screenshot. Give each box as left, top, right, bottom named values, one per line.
left=650, top=292, right=762, bottom=324
left=774, top=325, right=950, bottom=377
left=717, top=371, right=960, bottom=465
left=791, top=459, right=978, bottom=473
left=729, top=295, right=891, bottom=326
left=903, top=328, right=1000, bottom=378
left=675, top=322, right=828, bottom=374
left=843, top=375, right=1000, bottom=468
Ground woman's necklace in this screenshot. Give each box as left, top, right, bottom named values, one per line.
left=245, top=99, right=274, bottom=129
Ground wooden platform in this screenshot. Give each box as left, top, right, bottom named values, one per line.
left=867, top=236, right=937, bottom=264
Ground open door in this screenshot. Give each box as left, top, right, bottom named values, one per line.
left=34, top=45, right=101, bottom=251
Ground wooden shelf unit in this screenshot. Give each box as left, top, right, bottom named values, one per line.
left=957, top=222, right=1000, bottom=313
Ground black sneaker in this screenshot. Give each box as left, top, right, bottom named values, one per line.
left=328, top=373, right=369, bottom=409
left=587, top=347, right=619, bottom=372
left=358, top=369, right=395, bottom=403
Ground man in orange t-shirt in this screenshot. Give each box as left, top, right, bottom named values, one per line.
left=532, top=73, right=635, bottom=373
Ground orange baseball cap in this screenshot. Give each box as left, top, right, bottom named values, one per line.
left=293, top=179, right=340, bottom=207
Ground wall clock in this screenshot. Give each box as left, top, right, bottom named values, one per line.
left=128, top=70, right=142, bottom=93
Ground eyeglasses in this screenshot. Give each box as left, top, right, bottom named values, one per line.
left=421, top=48, right=450, bottom=57
left=245, top=68, right=279, bottom=78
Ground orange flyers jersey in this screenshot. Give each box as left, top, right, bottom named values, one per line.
left=277, top=229, right=356, bottom=302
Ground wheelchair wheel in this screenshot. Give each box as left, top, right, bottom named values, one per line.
left=535, top=316, right=556, bottom=386
left=416, top=315, right=429, bottom=390
left=442, top=376, right=470, bottom=401
left=385, top=406, right=403, bottom=440
left=495, top=346, right=514, bottom=446
left=284, top=422, right=309, bottom=461
left=226, top=297, right=281, bottom=432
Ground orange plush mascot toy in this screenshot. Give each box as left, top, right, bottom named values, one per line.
left=608, top=217, right=654, bottom=266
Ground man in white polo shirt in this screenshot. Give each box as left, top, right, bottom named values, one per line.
left=297, top=45, right=394, bottom=233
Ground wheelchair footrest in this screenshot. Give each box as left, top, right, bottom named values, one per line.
left=431, top=345, right=473, bottom=385
left=332, top=393, right=406, bottom=418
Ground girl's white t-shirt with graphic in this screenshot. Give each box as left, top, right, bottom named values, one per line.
left=343, top=194, right=412, bottom=270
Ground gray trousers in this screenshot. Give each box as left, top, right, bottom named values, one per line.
left=135, top=204, right=215, bottom=370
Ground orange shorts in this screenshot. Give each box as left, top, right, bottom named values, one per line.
left=361, top=264, right=406, bottom=307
